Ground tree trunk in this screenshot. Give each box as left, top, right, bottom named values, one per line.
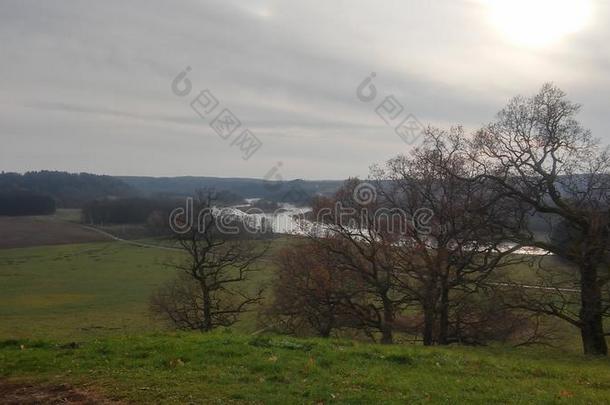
left=579, top=263, right=607, bottom=355
left=437, top=249, right=450, bottom=345
left=422, top=276, right=440, bottom=346
left=380, top=323, right=393, bottom=344
left=438, top=278, right=449, bottom=345
left=319, top=315, right=333, bottom=338
left=200, top=281, right=213, bottom=332
left=422, top=303, right=435, bottom=346
left=380, top=296, right=394, bottom=344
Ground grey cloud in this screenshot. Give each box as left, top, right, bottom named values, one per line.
left=0, top=0, right=608, bottom=179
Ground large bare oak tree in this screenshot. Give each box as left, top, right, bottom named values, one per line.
left=468, top=84, right=610, bottom=355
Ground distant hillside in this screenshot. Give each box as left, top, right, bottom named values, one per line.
left=119, top=176, right=344, bottom=205
left=0, top=171, right=137, bottom=208
left=0, top=171, right=343, bottom=209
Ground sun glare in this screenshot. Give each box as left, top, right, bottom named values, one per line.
left=485, top=0, right=593, bottom=47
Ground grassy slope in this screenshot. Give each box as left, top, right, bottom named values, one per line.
left=1, top=332, right=610, bottom=404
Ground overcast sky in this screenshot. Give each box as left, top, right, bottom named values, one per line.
left=1, top=0, right=609, bottom=180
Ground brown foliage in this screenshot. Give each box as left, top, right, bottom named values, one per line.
left=265, top=242, right=360, bottom=337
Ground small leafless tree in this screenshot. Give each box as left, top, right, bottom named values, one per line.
left=265, top=242, right=359, bottom=337
left=150, top=190, right=269, bottom=331
left=305, top=180, right=417, bottom=344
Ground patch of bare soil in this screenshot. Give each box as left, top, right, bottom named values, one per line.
left=0, top=380, right=120, bottom=404
left=0, top=216, right=109, bottom=249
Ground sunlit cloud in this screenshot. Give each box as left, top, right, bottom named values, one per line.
left=483, top=0, right=593, bottom=47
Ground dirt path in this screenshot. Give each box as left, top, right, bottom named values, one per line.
left=0, top=380, right=120, bottom=404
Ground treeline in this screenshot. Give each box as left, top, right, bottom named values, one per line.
left=121, top=176, right=333, bottom=206
left=0, top=192, right=56, bottom=216
left=81, top=198, right=176, bottom=225
left=81, top=190, right=250, bottom=225
left=0, top=171, right=136, bottom=208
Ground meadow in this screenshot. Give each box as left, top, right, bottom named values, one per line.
left=0, top=235, right=285, bottom=340
left=0, top=241, right=177, bottom=340
left=0, top=217, right=609, bottom=403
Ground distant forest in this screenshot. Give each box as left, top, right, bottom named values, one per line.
left=119, top=176, right=342, bottom=205
left=0, top=191, right=56, bottom=216
left=0, top=171, right=136, bottom=208
left=0, top=171, right=342, bottom=220
left=81, top=190, right=246, bottom=225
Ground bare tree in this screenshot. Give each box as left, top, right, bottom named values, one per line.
left=305, top=181, right=416, bottom=344
left=373, top=127, right=524, bottom=345
left=468, top=83, right=610, bottom=355
left=151, top=190, right=269, bottom=331
left=265, top=242, right=358, bottom=337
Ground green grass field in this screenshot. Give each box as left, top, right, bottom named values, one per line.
left=2, top=332, right=610, bottom=403
left=0, top=241, right=177, bottom=340
left=0, top=238, right=283, bottom=341
left=1, top=232, right=609, bottom=403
